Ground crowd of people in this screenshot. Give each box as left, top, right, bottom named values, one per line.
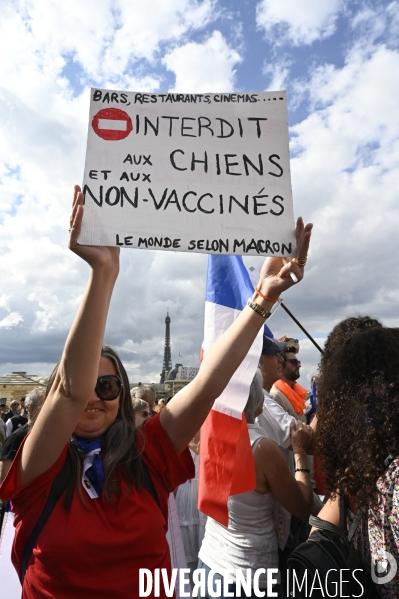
left=0, top=185, right=398, bottom=598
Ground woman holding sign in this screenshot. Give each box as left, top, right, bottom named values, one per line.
left=0, top=185, right=312, bottom=598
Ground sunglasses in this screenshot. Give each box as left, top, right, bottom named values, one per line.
left=95, top=375, right=123, bottom=401
left=285, top=358, right=301, bottom=366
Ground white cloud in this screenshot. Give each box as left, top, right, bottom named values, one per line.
left=256, top=0, right=342, bottom=45
left=283, top=42, right=399, bottom=331
left=351, top=2, right=399, bottom=47
left=291, top=44, right=399, bottom=178
left=0, top=294, right=12, bottom=311
left=295, top=337, right=325, bottom=386
left=0, top=312, right=23, bottom=329
left=27, top=292, right=82, bottom=332
left=263, top=57, right=291, bottom=91
left=163, top=30, right=242, bottom=92
left=0, top=294, right=23, bottom=330
left=4, top=0, right=216, bottom=84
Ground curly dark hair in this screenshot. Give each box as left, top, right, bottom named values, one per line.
left=317, top=327, right=399, bottom=511
left=319, top=315, right=382, bottom=370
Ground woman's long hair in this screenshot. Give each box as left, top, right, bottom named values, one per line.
left=319, top=315, right=382, bottom=371
left=46, top=346, right=144, bottom=508
left=317, top=327, right=399, bottom=511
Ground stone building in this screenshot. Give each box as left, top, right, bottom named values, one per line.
left=0, top=372, right=46, bottom=406
left=162, top=363, right=199, bottom=398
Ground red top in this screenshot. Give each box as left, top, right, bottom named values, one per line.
left=0, top=415, right=194, bottom=598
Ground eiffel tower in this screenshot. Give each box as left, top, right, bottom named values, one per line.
left=160, top=310, right=172, bottom=383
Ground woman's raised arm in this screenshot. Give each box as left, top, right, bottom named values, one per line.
left=160, top=218, right=313, bottom=452
left=19, top=186, right=120, bottom=486
left=255, top=428, right=313, bottom=519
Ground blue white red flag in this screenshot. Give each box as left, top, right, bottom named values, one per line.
left=198, top=255, right=272, bottom=525
left=306, top=378, right=317, bottom=425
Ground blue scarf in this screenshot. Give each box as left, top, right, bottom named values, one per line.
left=72, top=437, right=105, bottom=499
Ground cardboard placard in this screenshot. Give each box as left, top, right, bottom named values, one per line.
left=80, top=89, right=296, bottom=256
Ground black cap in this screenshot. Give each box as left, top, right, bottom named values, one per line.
left=261, top=335, right=287, bottom=355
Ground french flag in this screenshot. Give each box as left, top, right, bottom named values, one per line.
left=198, top=255, right=273, bottom=525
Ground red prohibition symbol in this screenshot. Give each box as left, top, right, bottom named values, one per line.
left=92, top=108, right=133, bottom=140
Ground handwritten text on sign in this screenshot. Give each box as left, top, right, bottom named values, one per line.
left=79, top=89, right=296, bottom=256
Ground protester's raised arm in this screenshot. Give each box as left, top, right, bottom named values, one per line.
left=255, top=430, right=313, bottom=519
left=19, top=186, right=120, bottom=487
left=160, top=218, right=313, bottom=453
left=61, top=186, right=120, bottom=401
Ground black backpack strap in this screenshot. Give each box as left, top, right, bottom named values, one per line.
left=311, top=498, right=362, bottom=545
left=341, top=495, right=362, bottom=542
left=340, top=495, right=345, bottom=530
left=141, top=459, right=160, bottom=508
left=309, top=515, right=349, bottom=544
left=21, top=459, right=68, bottom=584
left=141, top=459, right=168, bottom=532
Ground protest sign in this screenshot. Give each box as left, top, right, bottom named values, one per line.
left=80, top=89, right=296, bottom=256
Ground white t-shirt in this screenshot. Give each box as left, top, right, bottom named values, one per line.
left=5, top=418, right=14, bottom=438
left=256, top=389, right=295, bottom=473
left=257, top=390, right=315, bottom=486
left=199, top=425, right=279, bottom=589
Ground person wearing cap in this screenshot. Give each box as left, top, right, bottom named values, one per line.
left=269, top=338, right=317, bottom=486
left=257, top=335, right=316, bottom=474
left=256, top=336, right=321, bottom=587
left=256, top=335, right=296, bottom=465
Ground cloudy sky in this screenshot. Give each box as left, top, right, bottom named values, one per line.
left=1, top=0, right=398, bottom=387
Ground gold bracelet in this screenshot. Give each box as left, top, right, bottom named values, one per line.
left=247, top=298, right=272, bottom=319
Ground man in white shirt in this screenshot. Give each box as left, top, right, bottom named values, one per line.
left=255, top=334, right=320, bottom=586
left=256, top=334, right=320, bottom=504
left=256, top=335, right=296, bottom=467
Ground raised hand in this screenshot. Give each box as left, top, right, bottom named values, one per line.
left=290, top=420, right=314, bottom=455
left=257, top=217, right=312, bottom=299
left=69, top=185, right=120, bottom=271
